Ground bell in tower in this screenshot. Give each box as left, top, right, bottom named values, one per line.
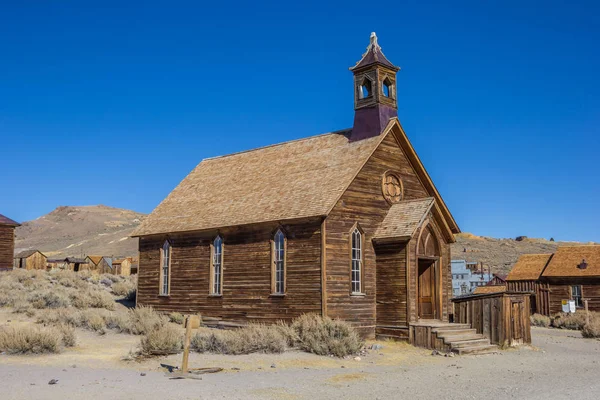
left=349, top=32, right=400, bottom=141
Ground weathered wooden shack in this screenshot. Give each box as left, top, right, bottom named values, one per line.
left=47, top=257, right=87, bottom=271
left=14, top=250, right=47, bottom=270
left=96, top=257, right=114, bottom=274
left=506, top=254, right=552, bottom=315
left=540, top=245, right=600, bottom=314
left=0, top=214, right=20, bottom=271
left=453, top=292, right=531, bottom=347
left=112, top=258, right=132, bottom=276
left=132, top=33, right=464, bottom=342
left=84, top=255, right=103, bottom=272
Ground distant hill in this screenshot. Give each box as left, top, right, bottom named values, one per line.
left=451, top=233, right=596, bottom=276
left=14, top=205, right=146, bottom=258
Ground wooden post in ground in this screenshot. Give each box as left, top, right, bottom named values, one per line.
left=585, top=300, right=590, bottom=326
left=182, top=315, right=193, bottom=373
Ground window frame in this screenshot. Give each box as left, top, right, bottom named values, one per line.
left=349, top=223, right=365, bottom=295
left=571, top=285, right=583, bottom=308
left=159, top=240, right=172, bottom=296
left=271, top=228, right=287, bottom=295
left=209, top=235, right=224, bottom=296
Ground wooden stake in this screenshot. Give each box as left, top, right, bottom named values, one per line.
left=585, top=300, right=590, bottom=326
left=182, top=315, right=193, bottom=373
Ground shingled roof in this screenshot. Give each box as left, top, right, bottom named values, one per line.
left=133, top=129, right=384, bottom=236
left=542, top=245, right=600, bottom=278
left=15, top=250, right=45, bottom=259
left=507, top=254, right=553, bottom=281
left=373, top=198, right=434, bottom=241
left=473, top=285, right=506, bottom=295
left=0, top=214, right=20, bottom=227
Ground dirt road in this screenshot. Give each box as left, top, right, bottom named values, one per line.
left=2, top=327, right=599, bottom=400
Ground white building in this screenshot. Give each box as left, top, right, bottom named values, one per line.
left=451, top=260, right=492, bottom=297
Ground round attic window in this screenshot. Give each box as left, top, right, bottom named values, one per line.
left=382, top=171, right=403, bottom=204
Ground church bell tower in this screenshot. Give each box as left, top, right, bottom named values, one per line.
left=349, top=32, right=400, bottom=141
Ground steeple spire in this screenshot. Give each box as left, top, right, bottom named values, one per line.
left=349, top=33, right=400, bottom=141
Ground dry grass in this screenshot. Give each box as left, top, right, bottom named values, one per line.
left=112, top=280, right=136, bottom=300
left=0, top=325, right=66, bottom=354
left=582, top=319, right=600, bottom=338
left=192, top=314, right=363, bottom=357
left=191, top=324, right=289, bottom=355
left=551, top=312, right=588, bottom=330
left=37, top=306, right=168, bottom=336
left=530, top=313, right=551, bottom=327
left=139, top=324, right=183, bottom=355
left=168, top=312, right=185, bottom=325
left=291, top=314, right=363, bottom=357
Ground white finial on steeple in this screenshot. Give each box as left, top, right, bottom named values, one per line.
left=370, top=32, right=378, bottom=46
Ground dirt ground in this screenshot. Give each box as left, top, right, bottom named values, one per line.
left=2, top=321, right=600, bottom=400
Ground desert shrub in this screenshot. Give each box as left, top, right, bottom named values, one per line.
left=86, top=290, right=115, bottom=310
left=56, top=323, right=76, bottom=347
left=79, top=309, right=107, bottom=333
left=551, top=312, right=588, bottom=330
left=101, top=274, right=121, bottom=283
left=530, top=313, right=551, bottom=327
left=127, top=306, right=167, bottom=335
left=104, top=312, right=130, bottom=332
left=582, top=319, right=600, bottom=338
left=78, top=270, right=92, bottom=280
left=291, top=314, right=363, bottom=357
left=100, top=278, right=113, bottom=287
left=29, top=290, right=71, bottom=309
left=0, top=325, right=63, bottom=354
left=192, top=324, right=288, bottom=355
left=139, top=324, right=183, bottom=355
left=169, top=312, right=185, bottom=325
left=112, top=281, right=136, bottom=299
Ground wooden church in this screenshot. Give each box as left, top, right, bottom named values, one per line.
left=133, top=33, right=460, bottom=339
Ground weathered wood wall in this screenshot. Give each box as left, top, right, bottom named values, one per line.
left=0, top=226, right=15, bottom=270
left=375, top=242, right=408, bottom=331
left=324, top=130, right=452, bottom=337
left=325, top=132, right=431, bottom=336
left=137, top=219, right=322, bottom=325
left=543, top=278, right=600, bottom=314
left=18, top=252, right=48, bottom=270
left=453, top=292, right=531, bottom=347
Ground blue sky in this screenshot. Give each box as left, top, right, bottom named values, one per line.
left=0, top=1, right=598, bottom=242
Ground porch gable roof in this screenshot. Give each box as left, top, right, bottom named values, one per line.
left=373, top=197, right=435, bottom=241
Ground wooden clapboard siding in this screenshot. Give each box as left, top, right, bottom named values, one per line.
left=544, top=278, right=600, bottom=314
left=137, top=219, right=322, bottom=324
left=325, top=131, right=431, bottom=336
left=453, top=292, right=531, bottom=347
left=0, top=226, right=15, bottom=270
left=375, top=242, right=408, bottom=326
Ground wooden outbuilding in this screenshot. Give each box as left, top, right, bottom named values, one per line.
left=0, top=214, right=20, bottom=271
left=132, top=33, right=461, bottom=339
left=14, top=250, right=47, bottom=271
left=83, top=255, right=103, bottom=272
left=112, top=258, right=132, bottom=276
left=488, top=274, right=507, bottom=286
left=540, top=245, right=600, bottom=314
left=96, top=257, right=114, bottom=274
left=47, top=257, right=87, bottom=272
left=506, top=254, right=552, bottom=315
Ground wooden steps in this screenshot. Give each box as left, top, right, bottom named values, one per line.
left=409, top=320, right=498, bottom=355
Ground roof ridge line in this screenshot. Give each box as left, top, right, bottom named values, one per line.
left=202, top=128, right=352, bottom=162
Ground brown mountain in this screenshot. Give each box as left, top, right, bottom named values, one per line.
left=14, top=205, right=146, bottom=258
left=451, top=232, right=595, bottom=276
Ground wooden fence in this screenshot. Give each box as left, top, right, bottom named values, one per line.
left=453, top=292, right=531, bottom=347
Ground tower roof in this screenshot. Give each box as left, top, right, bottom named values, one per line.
left=350, top=32, right=399, bottom=72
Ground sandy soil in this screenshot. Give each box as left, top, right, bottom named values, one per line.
left=1, top=324, right=600, bottom=400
